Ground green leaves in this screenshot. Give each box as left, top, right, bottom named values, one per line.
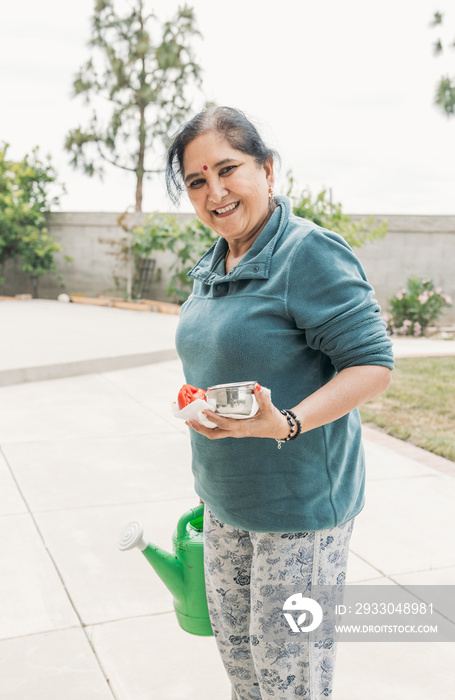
left=19, top=228, right=61, bottom=276
left=430, top=9, right=455, bottom=117
left=0, top=144, right=65, bottom=293
left=430, top=12, right=443, bottom=27
left=285, top=171, right=388, bottom=248
left=94, top=0, right=110, bottom=13
left=433, top=38, right=443, bottom=56
left=118, top=212, right=217, bottom=302
left=435, top=76, right=455, bottom=115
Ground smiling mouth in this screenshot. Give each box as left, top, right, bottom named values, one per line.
left=213, top=201, right=240, bottom=216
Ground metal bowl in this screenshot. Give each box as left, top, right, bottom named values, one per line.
left=206, top=381, right=257, bottom=416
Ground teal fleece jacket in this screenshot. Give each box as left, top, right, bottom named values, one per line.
left=175, top=195, right=394, bottom=532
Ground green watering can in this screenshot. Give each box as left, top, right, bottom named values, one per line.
left=117, top=504, right=213, bottom=636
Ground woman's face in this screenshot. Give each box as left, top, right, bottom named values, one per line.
left=182, top=130, right=274, bottom=245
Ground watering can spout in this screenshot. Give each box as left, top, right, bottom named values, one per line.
left=117, top=521, right=184, bottom=601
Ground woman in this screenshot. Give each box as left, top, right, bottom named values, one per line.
left=166, top=106, right=394, bottom=699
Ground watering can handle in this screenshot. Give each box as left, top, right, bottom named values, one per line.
left=176, top=503, right=204, bottom=539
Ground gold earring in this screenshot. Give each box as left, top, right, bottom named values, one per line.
left=268, top=186, right=275, bottom=200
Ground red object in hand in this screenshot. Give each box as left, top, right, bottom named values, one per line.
left=177, top=384, right=206, bottom=410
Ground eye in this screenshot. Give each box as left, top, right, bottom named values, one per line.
left=220, top=165, right=237, bottom=176
left=188, top=178, right=205, bottom=189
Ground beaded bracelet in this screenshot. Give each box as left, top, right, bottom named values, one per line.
left=284, top=409, right=302, bottom=441
left=276, top=409, right=298, bottom=449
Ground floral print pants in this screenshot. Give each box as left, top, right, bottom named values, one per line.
left=203, top=505, right=354, bottom=699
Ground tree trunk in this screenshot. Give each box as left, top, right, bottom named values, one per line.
left=135, top=2, right=146, bottom=213
left=31, top=275, right=39, bottom=299
left=135, top=81, right=146, bottom=211
left=135, top=172, right=143, bottom=212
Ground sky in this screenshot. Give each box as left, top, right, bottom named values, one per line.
left=1, top=0, right=454, bottom=215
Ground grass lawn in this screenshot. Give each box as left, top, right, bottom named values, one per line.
left=359, top=355, right=455, bottom=462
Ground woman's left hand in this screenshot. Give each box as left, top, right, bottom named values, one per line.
left=186, top=384, right=290, bottom=441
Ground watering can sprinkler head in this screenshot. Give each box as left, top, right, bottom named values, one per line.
left=117, top=505, right=213, bottom=636
left=117, top=521, right=148, bottom=552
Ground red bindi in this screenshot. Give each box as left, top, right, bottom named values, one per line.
left=203, top=165, right=208, bottom=170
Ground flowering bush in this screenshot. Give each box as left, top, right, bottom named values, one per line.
left=385, top=277, right=452, bottom=336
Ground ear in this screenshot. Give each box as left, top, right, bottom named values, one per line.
left=263, top=156, right=274, bottom=188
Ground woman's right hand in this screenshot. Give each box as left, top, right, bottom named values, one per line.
left=186, top=384, right=291, bottom=442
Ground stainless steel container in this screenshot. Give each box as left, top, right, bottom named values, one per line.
left=206, top=381, right=258, bottom=417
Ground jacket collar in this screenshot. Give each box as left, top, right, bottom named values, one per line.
left=188, top=195, right=291, bottom=285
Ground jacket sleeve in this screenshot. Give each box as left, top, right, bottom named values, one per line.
left=285, top=228, right=394, bottom=372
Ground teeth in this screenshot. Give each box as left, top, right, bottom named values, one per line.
left=215, top=202, right=238, bottom=214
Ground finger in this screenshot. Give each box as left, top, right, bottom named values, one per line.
left=253, top=383, right=273, bottom=413
left=186, top=418, right=207, bottom=433
left=186, top=419, right=230, bottom=440
left=204, top=411, right=256, bottom=439
left=201, top=409, right=230, bottom=428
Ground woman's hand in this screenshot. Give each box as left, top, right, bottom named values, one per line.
left=186, top=384, right=290, bottom=441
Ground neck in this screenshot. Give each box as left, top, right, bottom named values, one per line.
left=227, top=200, right=276, bottom=260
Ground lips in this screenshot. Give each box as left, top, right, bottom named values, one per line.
left=213, top=201, right=240, bottom=216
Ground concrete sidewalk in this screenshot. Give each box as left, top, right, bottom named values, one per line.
left=0, top=299, right=179, bottom=386
left=1, top=299, right=454, bottom=700
left=2, top=298, right=455, bottom=387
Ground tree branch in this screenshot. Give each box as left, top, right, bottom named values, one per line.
left=96, top=145, right=136, bottom=172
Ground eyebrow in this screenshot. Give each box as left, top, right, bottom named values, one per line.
left=184, top=158, right=238, bottom=184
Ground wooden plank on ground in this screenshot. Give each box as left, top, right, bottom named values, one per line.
left=69, top=294, right=180, bottom=314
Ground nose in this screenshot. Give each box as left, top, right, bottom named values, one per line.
left=207, top=177, right=228, bottom=204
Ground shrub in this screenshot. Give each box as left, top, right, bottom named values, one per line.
left=162, top=218, right=218, bottom=303
left=284, top=171, right=388, bottom=248
left=0, top=143, right=67, bottom=296
left=117, top=212, right=218, bottom=303
left=385, top=277, right=453, bottom=336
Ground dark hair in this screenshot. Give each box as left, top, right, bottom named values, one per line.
left=165, top=106, right=280, bottom=205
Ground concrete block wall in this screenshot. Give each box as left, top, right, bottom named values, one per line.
left=351, top=215, right=455, bottom=323
left=2, top=212, right=454, bottom=322
left=1, top=212, right=193, bottom=304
